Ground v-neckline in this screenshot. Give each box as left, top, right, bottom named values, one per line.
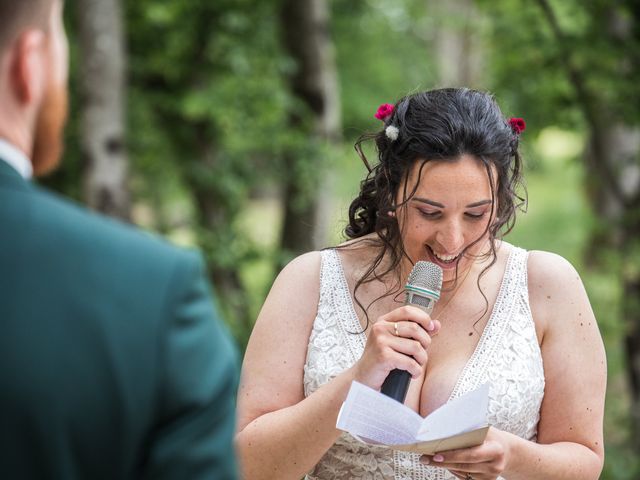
left=444, top=247, right=517, bottom=402
left=331, top=246, right=517, bottom=405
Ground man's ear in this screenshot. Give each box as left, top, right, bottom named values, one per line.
left=10, top=29, right=46, bottom=105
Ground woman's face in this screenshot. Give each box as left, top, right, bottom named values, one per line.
left=395, top=154, right=496, bottom=285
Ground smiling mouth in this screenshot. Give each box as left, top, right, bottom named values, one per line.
left=427, top=245, right=460, bottom=265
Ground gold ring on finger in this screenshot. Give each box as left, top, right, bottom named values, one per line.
left=394, top=322, right=400, bottom=337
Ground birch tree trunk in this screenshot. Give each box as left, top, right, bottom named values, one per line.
left=279, top=0, right=342, bottom=257
left=77, top=0, right=130, bottom=220
left=427, top=0, right=484, bottom=87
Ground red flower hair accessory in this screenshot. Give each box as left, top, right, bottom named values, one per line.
left=508, top=117, right=526, bottom=134
left=375, top=103, right=394, bottom=121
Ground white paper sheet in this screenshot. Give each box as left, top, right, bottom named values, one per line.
left=336, top=381, right=489, bottom=446
left=336, top=381, right=422, bottom=445
left=417, top=383, right=489, bottom=441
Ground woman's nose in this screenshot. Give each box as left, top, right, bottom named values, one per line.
left=435, top=220, right=465, bottom=253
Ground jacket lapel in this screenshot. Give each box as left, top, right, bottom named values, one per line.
left=0, top=157, right=30, bottom=191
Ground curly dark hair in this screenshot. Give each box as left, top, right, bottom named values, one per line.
left=343, top=88, right=526, bottom=327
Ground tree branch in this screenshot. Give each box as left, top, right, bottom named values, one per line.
left=534, top=0, right=627, bottom=205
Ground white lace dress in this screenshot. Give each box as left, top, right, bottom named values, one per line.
left=303, top=247, right=545, bottom=480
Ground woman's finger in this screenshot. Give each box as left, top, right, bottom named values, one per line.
left=386, top=333, right=428, bottom=366
left=381, top=305, right=435, bottom=333
left=389, top=320, right=432, bottom=350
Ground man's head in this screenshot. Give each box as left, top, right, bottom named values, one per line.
left=0, top=0, right=69, bottom=176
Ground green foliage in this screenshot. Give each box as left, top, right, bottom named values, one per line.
left=124, top=0, right=290, bottom=251
left=476, top=0, right=585, bottom=133
left=334, top=0, right=438, bottom=137
left=479, top=0, right=639, bottom=129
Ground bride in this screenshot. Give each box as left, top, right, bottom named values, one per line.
left=235, top=88, right=606, bottom=480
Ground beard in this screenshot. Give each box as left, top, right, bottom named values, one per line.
left=31, top=81, right=68, bottom=177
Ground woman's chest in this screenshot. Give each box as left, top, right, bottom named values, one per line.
left=403, top=313, right=489, bottom=417
left=406, top=306, right=545, bottom=439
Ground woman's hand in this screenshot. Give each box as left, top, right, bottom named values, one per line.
left=420, top=427, right=513, bottom=480
left=351, top=305, right=440, bottom=390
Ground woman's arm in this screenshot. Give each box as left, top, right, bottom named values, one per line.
left=514, top=250, right=606, bottom=478
left=236, top=251, right=438, bottom=480
left=236, top=252, right=340, bottom=480
left=422, top=250, right=606, bottom=479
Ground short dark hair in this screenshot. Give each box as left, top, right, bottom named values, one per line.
left=0, top=0, right=54, bottom=50
left=344, top=88, right=526, bottom=326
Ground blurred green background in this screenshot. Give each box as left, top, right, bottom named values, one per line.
left=47, top=0, right=639, bottom=476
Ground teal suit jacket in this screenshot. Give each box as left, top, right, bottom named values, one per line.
left=0, top=159, right=239, bottom=479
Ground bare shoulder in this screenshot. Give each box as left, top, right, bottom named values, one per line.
left=257, top=250, right=323, bottom=333
left=527, top=249, right=580, bottom=285
left=273, top=250, right=323, bottom=295
left=526, top=250, right=594, bottom=340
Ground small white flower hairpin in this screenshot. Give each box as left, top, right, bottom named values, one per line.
left=385, top=125, right=399, bottom=141
left=375, top=103, right=400, bottom=142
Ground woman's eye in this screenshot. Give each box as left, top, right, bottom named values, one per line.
left=465, top=211, right=486, bottom=219
left=418, top=209, right=441, bottom=218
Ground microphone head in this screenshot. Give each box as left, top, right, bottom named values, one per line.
left=406, top=261, right=443, bottom=301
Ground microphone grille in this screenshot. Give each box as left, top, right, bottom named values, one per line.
left=407, top=261, right=443, bottom=295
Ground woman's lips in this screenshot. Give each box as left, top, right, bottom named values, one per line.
left=426, top=245, right=460, bottom=270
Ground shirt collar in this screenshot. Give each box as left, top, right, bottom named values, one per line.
left=0, top=139, right=33, bottom=180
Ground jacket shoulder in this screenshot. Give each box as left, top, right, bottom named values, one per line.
left=28, top=185, right=193, bottom=268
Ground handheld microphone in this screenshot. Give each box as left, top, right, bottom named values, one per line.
left=380, top=261, right=443, bottom=403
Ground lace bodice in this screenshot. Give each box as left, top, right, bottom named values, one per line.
left=303, top=247, right=545, bottom=480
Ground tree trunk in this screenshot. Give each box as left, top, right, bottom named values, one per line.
left=536, top=0, right=640, bottom=447
left=186, top=123, right=253, bottom=346
left=279, top=0, right=341, bottom=258
left=427, top=0, right=483, bottom=87
left=581, top=14, right=640, bottom=450
left=76, top=0, right=130, bottom=220
left=586, top=123, right=640, bottom=446
left=623, top=212, right=640, bottom=447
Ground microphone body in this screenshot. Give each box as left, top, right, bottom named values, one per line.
left=380, top=261, right=442, bottom=403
